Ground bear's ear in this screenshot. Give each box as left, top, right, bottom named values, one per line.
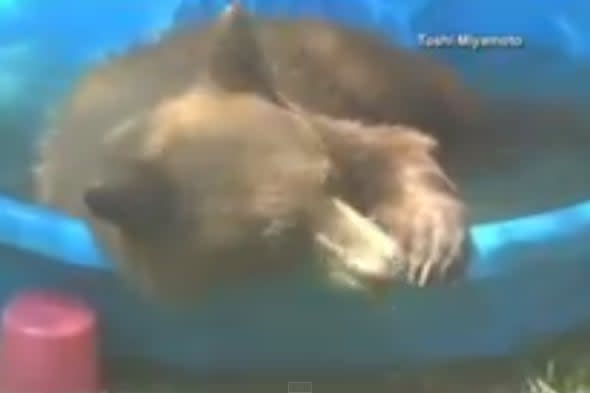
left=206, top=1, right=283, bottom=105
left=83, top=162, right=175, bottom=233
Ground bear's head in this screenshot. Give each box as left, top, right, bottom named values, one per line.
left=81, top=2, right=333, bottom=302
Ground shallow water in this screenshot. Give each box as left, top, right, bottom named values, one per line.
left=460, top=97, right=590, bottom=222
left=2, top=0, right=590, bottom=388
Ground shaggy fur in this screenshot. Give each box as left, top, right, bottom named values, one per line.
left=34, top=2, right=469, bottom=304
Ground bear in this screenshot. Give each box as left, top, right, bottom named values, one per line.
left=34, top=2, right=469, bottom=304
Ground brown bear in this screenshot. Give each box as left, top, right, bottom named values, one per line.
left=34, top=2, right=469, bottom=304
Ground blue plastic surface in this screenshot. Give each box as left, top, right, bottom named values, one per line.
left=1, top=0, right=590, bottom=375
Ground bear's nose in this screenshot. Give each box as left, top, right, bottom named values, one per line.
left=83, top=184, right=128, bottom=223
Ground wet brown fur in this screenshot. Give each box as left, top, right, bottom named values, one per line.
left=35, top=3, right=470, bottom=303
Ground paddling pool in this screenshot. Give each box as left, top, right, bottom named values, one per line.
left=1, top=0, right=590, bottom=376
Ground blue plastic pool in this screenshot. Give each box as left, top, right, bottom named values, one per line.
left=1, top=0, right=590, bottom=376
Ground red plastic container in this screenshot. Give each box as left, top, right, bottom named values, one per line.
left=0, top=290, right=100, bottom=393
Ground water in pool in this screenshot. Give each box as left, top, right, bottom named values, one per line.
left=1, top=0, right=590, bottom=392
